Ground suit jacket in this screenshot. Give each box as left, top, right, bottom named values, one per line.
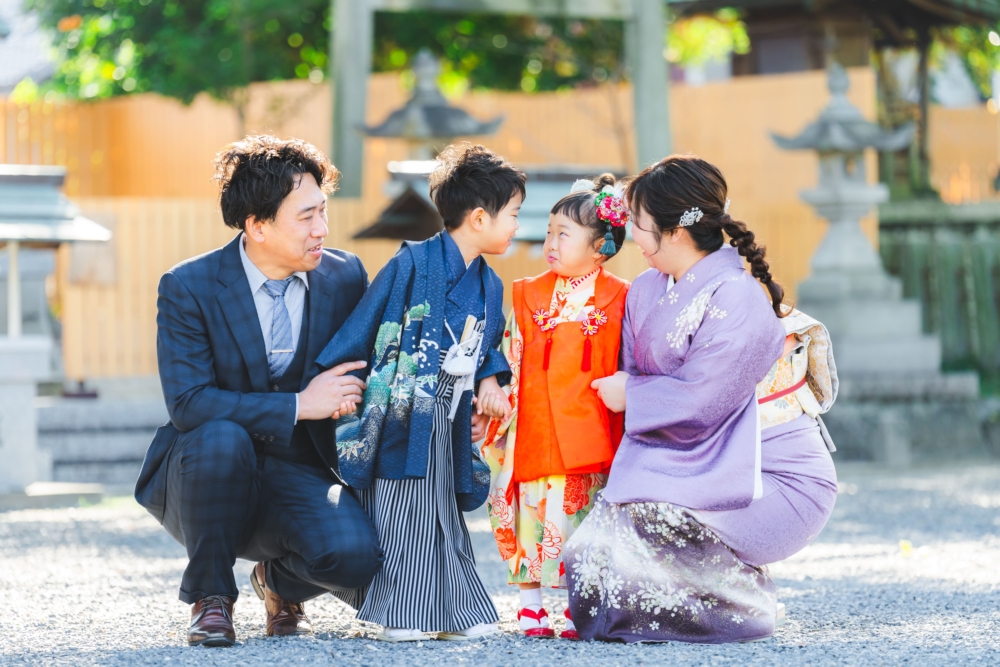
left=134, top=234, right=368, bottom=521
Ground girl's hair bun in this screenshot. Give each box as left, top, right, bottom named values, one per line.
left=594, top=173, right=617, bottom=191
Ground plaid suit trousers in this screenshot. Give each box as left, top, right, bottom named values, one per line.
left=160, top=419, right=383, bottom=604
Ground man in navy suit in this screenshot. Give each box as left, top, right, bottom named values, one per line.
left=135, top=136, right=384, bottom=646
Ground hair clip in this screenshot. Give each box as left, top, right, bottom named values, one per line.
left=724, top=198, right=731, bottom=214
left=569, top=179, right=596, bottom=194
left=594, top=186, right=629, bottom=257
left=679, top=208, right=703, bottom=227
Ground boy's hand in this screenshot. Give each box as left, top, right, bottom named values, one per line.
left=474, top=375, right=511, bottom=422
left=471, top=410, right=488, bottom=442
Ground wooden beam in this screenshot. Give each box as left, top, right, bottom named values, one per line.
left=629, top=0, right=672, bottom=168
left=331, top=0, right=374, bottom=198
left=370, top=0, right=632, bottom=18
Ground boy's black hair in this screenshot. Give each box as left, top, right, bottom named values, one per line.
left=428, top=143, right=527, bottom=230
left=213, top=134, right=338, bottom=231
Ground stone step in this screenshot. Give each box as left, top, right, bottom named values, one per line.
left=831, top=337, right=943, bottom=374
left=36, top=399, right=166, bottom=486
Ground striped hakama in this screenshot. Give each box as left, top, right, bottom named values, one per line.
left=354, top=342, right=499, bottom=632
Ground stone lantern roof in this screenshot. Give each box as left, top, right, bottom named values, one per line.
left=0, top=165, right=111, bottom=244
left=361, top=49, right=502, bottom=142
left=772, top=63, right=914, bottom=154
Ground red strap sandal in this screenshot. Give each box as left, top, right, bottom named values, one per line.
left=517, top=606, right=555, bottom=638
left=560, top=607, right=580, bottom=641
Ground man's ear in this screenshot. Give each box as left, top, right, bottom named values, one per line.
left=245, top=216, right=265, bottom=242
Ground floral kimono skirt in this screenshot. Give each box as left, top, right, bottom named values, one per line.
left=564, top=493, right=776, bottom=644
left=495, top=472, right=606, bottom=587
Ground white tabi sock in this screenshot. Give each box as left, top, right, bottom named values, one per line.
left=384, top=627, right=424, bottom=639
left=454, top=623, right=498, bottom=638
left=519, top=588, right=543, bottom=608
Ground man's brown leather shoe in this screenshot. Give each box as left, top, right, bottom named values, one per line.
left=252, top=562, right=313, bottom=637
left=188, top=595, right=236, bottom=647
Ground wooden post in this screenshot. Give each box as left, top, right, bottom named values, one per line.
left=331, top=0, right=374, bottom=198
left=628, top=0, right=672, bottom=170
left=7, top=240, right=20, bottom=338
left=916, top=27, right=931, bottom=194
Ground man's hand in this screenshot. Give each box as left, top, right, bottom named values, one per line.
left=591, top=371, right=629, bottom=413
left=297, top=361, right=367, bottom=421
left=473, top=375, right=511, bottom=422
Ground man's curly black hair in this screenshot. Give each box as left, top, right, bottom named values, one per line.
left=213, top=135, right=338, bottom=231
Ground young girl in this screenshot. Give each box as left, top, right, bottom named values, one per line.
left=316, top=144, right=521, bottom=642
left=482, top=174, right=630, bottom=640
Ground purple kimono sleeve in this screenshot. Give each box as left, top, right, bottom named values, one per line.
left=623, top=281, right=784, bottom=441
left=619, top=287, right=640, bottom=375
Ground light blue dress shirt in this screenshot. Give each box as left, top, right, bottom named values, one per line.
left=239, top=234, right=308, bottom=422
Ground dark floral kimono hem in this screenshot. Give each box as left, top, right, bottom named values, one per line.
left=565, top=492, right=777, bottom=644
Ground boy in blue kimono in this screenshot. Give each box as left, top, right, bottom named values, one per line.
left=316, top=143, right=522, bottom=641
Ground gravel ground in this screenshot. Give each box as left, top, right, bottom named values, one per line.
left=1, top=462, right=999, bottom=666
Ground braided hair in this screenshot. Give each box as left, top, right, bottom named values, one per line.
left=626, top=155, right=786, bottom=318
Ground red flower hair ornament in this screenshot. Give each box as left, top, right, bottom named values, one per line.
left=569, top=179, right=629, bottom=257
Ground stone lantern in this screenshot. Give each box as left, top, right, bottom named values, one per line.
left=361, top=49, right=503, bottom=160
left=773, top=63, right=983, bottom=464
left=0, top=165, right=111, bottom=497
left=354, top=49, right=503, bottom=241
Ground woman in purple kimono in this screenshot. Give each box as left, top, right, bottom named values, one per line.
left=564, top=156, right=838, bottom=644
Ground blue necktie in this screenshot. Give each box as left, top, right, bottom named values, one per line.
left=263, top=277, right=295, bottom=380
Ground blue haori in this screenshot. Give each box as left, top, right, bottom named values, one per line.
left=315, top=232, right=509, bottom=509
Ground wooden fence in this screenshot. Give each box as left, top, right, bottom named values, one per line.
left=880, top=204, right=1000, bottom=387
left=5, top=68, right=883, bottom=379
left=929, top=106, right=1000, bottom=205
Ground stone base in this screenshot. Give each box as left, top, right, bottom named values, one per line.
left=0, top=482, right=103, bottom=511
left=824, top=371, right=986, bottom=466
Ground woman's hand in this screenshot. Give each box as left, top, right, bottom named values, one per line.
left=591, top=371, right=629, bottom=413
left=474, top=375, right=511, bottom=422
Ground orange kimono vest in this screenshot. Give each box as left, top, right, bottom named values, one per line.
left=512, top=269, right=629, bottom=483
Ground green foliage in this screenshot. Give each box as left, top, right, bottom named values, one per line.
left=26, top=2, right=751, bottom=105
left=372, top=11, right=625, bottom=94
left=934, top=24, right=1000, bottom=98
left=25, top=0, right=331, bottom=104
left=665, top=8, right=749, bottom=66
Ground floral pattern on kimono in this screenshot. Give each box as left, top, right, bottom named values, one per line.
left=482, top=270, right=608, bottom=588
left=565, top=492, right=776, bottom=644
